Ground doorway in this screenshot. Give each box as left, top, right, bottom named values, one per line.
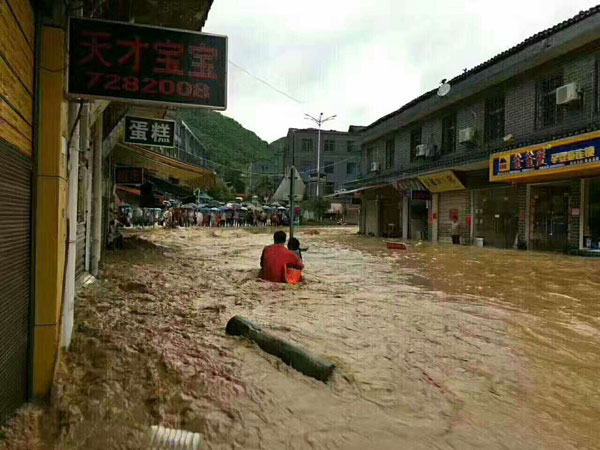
left=529, top=183, right=570, bottom=251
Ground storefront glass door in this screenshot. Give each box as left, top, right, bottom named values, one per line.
left=473, top=187, right=519, bottom=248
left=529, top=184, right=570, bottom=251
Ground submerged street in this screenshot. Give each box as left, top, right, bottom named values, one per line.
left=48, top=227, right=600, bottom=450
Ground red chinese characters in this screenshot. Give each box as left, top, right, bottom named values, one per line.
left=153, top=43, right=185, bottom=76
left=79, top=31, right=112, bottom=67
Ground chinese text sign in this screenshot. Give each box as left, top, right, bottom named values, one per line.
left=68, top=17, right=227, bottom=108
left=124, top=116, right=175, bottom=147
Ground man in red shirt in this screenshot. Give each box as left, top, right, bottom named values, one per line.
left=260, top=231, right=304, bottom=283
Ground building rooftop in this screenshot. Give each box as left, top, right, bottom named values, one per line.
left=363, top=5, right=600, bottom=134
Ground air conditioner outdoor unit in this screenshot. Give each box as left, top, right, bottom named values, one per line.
left=415, top=144, right=428, bottom=157
left=556, top=82, right=579, bottom=105
left=370, top=161, right=380, bottom=172
left=458, top=127, right=476, bottom=143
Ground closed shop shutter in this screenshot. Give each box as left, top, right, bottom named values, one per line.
left=438, top=190, right=469, bottom=241
left=0, top=143, right=31, bottom=422
left=365, top=200, right=378, bottom=236
left=1, top=0, right=35, bottom=422
left=76, top=223, right=86, bottom=280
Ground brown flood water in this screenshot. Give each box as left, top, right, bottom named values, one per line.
left=47, top=227, right=600, bottom=450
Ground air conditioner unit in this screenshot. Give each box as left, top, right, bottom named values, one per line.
left=556, top=82, right=579, bottom=105
left=458, top=127, right=476, bottom=143
left=415, top=144, right=428, bottom=157
left=370, top=161, right=380, bottom=172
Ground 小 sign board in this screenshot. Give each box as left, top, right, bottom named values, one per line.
left=68, top=17, right=227, bottom=109
left=418, top=170, right=465, bottom=193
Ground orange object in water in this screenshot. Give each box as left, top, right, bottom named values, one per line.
left=285, top=267, right=303, bottom=284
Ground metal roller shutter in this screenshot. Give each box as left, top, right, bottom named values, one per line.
left=76, top=223, right=86, bottom=280
left=438, top=190, right=469, bottom=242
left=0, top=142, right=32, bottom=422
left=365, top=200, right=378, bottom=236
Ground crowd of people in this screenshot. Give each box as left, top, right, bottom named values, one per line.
left=118, top=204, right=293, bottom=229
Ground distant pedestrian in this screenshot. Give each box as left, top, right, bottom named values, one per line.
left=451, top=216, right=461, bottom=245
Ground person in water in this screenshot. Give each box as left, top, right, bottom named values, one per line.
left=287, top=237, right=302, bottom=260
left=260, top=231, right=304, bottom=283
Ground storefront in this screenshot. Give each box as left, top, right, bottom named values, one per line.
left=582, top=177, right=600, bottom=250
left=419, top=170, right=468, bottom=243
left=408, top=190, right=430, bottom=240
left=472, top=186, right=520, bottom=248
left=490, top=130, right=600, bottom=252
left=394, top=178, right=428, bottom=240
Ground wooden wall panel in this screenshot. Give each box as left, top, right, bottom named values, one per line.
left=0, top=97, right=32, bottom=155
left=0, top=56, right=32, bottom=125
left=6, top=0, right=34, bottom=48
left=0, top=0, right=34, bottom=93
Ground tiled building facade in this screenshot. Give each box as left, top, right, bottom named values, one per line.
left=285, top=127, right=363, bottom=198
left=347, top=7, right=600, bottom=253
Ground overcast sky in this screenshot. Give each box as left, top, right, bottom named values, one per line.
left=203, top=0, right=598, bottom=143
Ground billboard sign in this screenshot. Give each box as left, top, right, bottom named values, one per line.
left=68, top=17, right=227, bottom=109
left=124, top=116, right=175, bottom=147
left=490, top=132, right=600, bottom=182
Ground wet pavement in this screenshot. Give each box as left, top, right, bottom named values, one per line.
left=45, top=227, right=600, bottom=450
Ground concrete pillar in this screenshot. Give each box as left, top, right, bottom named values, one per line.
left=402, top=195, right=409, bottom=240
left=431, top=193, right=439, bottom=242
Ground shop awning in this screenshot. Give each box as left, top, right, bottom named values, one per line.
left=393, top=178, right=426, bottom=192
left=116, top=185, right=141, bottom=196
left=326, top=183, right=390, bottom=197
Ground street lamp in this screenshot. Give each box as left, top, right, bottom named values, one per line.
left=304, top=112, right=336, bottom=197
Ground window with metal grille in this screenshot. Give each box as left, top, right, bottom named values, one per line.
left=595, top=58, right=600, bottom=113
left=324, top=140, right=335, bottom=152
left=367, top=147, right=376, bottom=166
left=385, top=139, right=395, bottom=169
left=302, top=139, right=313, bottom=152
left=484, top=95, right=505, bottom=142
left=324, top=161, right=334, bottom=174
left=410, top=128, right=422, bottom=161
left=441, top=114, right=457, bottom=155
left=346, top=162, right=357, bottom=174
left=536, top=73, right=563, bottom=128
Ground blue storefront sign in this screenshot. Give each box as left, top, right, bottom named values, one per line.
left=490, top=132, right=600, bottom=182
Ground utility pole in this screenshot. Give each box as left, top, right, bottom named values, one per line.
left=304, top=112, right=336, bottom=197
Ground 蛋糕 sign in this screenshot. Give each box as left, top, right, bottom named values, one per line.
left=490, top=132, right=600, bottom=182
left=68, top=17, right=227, bottom=109
left=124, top=116, right=175, bottom=147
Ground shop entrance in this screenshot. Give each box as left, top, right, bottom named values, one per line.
left=473, top=187, right=519, bottom=248
left=583, top=177, right=600, bottom=249
left=529, top=183, right=570, bottom=251
left=409, top=200, right=428, bottom=240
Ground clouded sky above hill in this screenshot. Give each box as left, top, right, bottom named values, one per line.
left=203, top=0, right=598, bottom=142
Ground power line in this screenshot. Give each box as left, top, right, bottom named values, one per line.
left=228, top=59, right=304, bottom=105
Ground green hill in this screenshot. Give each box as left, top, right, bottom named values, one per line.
left=177, top=109, right=276, bottom=193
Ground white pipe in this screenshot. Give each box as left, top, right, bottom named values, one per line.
left=84, top=124, right=93, bottom=272
left=61, top=101, right=81, bottom=348
left=91, top=113, right=103, bottom=277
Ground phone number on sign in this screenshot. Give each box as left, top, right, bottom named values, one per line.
left=86, top=73, right=211, bottom=99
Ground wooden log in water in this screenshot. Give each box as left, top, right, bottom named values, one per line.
left=226, top=316, right=335, bottom=382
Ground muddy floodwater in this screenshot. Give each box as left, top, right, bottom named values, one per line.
left=43, top=227, right=600, bottom=450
